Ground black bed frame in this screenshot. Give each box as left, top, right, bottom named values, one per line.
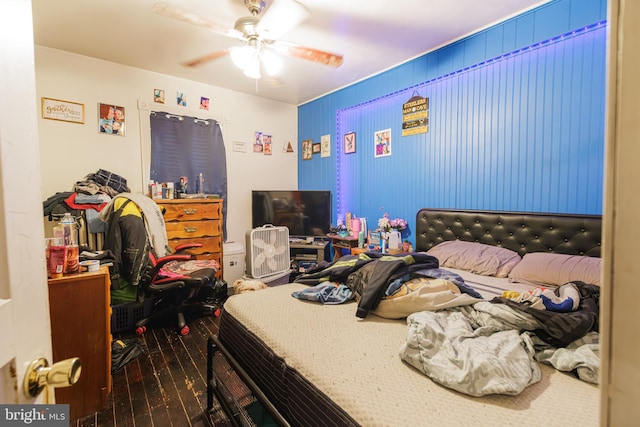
left=208, top=208, right=603, bottom=426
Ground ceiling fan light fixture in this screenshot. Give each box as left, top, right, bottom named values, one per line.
left=261, top=49, right=283, bottom=76
left=230, top=45, right=253, bottom=70
left=243, top=56, right=262, bottom=79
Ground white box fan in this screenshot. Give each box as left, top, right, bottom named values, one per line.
left=245, top=225, right=290, bottom=279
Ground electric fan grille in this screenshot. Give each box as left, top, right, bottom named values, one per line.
left=245, top=226, right=290, bottom=278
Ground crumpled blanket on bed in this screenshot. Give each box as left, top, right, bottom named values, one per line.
left=399, top=300, right=600, bottom=396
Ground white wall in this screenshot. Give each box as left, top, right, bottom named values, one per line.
left=34, top=46, right=298, bottom=244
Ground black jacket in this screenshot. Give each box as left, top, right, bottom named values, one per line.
left=103, top=200, right=150, bottom=290
left=294, top=252, right=439, bottom=319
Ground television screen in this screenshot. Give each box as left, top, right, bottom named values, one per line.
left=252, top=190, right=332, bottom=237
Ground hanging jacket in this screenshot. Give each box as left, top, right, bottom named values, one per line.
left=103, top=199, right=150, bottom=290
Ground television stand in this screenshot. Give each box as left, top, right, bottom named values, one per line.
left=289, top=239, right=328, bottom=265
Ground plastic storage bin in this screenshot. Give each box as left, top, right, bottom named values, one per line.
left=110, top=297, right=156, bottom=334
left=223, top=241, right=245, bottom=285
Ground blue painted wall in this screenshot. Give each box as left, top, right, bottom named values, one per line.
left=298, top=0, right=608, bottom=246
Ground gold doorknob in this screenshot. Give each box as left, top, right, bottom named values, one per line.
left=24, top=357, right=82, bottom=398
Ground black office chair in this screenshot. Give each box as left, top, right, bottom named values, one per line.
left=101, top=195, right=221, bottom=336
left=134, top=243, right=220, bottom=336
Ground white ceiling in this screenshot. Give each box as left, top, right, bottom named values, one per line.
left=31, top=0, right=549, bottom=105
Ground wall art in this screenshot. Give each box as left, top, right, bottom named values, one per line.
left=98, top=103, right=125, bottom=136
left=41, top=98, right=84, bottom=124
left=374, top=128, right=392, bottom=157
left=343, top=132, right=356, bottom=154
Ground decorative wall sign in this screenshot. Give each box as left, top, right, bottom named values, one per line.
left=374, top=128, right=391, bottom=157
left=320, top=134, right=331, bottom=157
left=98, top=103, right=126, bottom=136
left=233, top=141, right=247, bottom=152
left=41, top=98, right=84, bottom=124
left=401, top=92, right=429, bottom=136
left=284, top=141, right=295, bottom=153
left=343, top=132, right=356, bottom=154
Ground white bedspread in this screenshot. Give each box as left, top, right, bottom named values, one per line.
left=223, top=283, right=599, bottom=427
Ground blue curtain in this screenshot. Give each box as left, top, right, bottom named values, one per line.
left=150, top=111, right=228, bottom=239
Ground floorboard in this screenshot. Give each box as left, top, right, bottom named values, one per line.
left=72, top=312, right=228, bottom=426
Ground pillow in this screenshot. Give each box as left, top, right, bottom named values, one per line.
left=508, top=252, right=602, bottom=287
left=426, top=241, right=521, bottom=277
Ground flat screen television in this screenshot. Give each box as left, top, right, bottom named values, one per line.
left=252, top=190, right=332, bottom=237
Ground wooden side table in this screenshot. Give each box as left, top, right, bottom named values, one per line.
left=327, top=234, right=360, bottom=260
left=48, top=267, right=111, bottom=421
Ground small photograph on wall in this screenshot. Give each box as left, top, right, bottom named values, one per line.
left=302, top=139, right=313, bottom=160
left=344, top=132, right=356, bottom=154
left=200, top=96, right=210, bottom=110
left=312, top=143, right=321, bottom=154
left=98, top=103, right=125, bottom=136
left=177, top=92, right=187, bottom=106
left=154, top=89, right=165, bottom=104
left=320, top=134, right=331, bottom=157
left=374, top=128, right=391, bottom=157
left=263, top=134, right=272, bottom=155
left=254, top=131, right=264, bottom=153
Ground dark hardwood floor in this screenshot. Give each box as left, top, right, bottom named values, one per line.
left=72, top=311, right=234, bottom=427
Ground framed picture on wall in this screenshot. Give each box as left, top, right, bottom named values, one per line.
left=98, top=103, right=125, bottom=136
left=374, top=128, right=391, bottom=157
left=312, top=142, right=321, bottom=154
left=302, top=139, right=313, bottom=160
left=344, top=132, right=356, bottom=154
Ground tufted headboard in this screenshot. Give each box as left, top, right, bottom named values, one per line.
left=415, top=208, right=602, bottom=257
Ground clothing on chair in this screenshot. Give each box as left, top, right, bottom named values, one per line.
left=102, top=198, right=150, bottom=291
left=100, top=192, right=171, bottom=258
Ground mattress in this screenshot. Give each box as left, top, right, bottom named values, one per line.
left=219, top=283, right=599, bottom=427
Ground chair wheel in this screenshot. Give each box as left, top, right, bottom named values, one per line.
left=180, top=325, right=190, bottom=335
left=135, top=326, right=147, bottom=336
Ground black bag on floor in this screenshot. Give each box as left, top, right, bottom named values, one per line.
left=197, top=279, right=228, bottom=305
left=111, top=338, right=145, bottom=373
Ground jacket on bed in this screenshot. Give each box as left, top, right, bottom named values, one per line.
left=293, top=252, right=439, bottom=319
left=492, top=281, right=600, bottom=347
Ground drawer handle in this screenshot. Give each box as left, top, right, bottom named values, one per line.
left=184, top=226, right=198, bottom=233
left=183, top=208, right=198, bottom=215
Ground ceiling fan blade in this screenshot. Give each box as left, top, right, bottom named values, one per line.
left=274, top=41, right=344, bottom=67
left=256, top=0, right=311, bottom=40
left=152, top=3, right=244, bottom=40
left=183, top=49, right=230, bottom=68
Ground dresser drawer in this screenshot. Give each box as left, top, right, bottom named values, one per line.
left=165, top=219, right=220, bottom=239
left=168, top=236, right=222, bottom=255
left=161, top=202, right=221, bottom=222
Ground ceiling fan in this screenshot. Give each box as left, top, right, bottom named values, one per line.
left=152, top=0, right=344, bottom=79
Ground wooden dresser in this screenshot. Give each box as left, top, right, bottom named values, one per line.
left=156, top=198, right=224, bottom=278
left=48, top=267, right=111, bottom=421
